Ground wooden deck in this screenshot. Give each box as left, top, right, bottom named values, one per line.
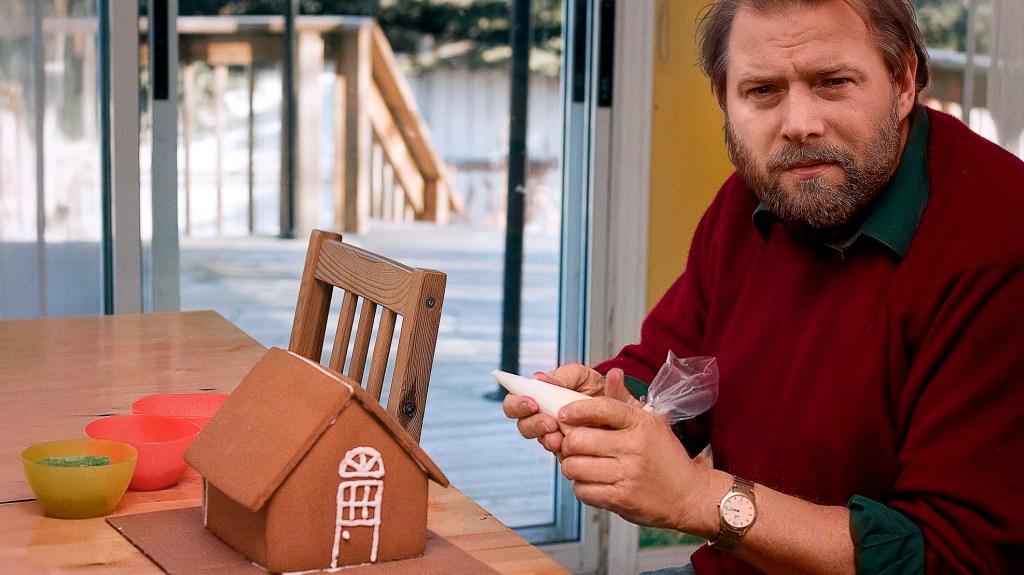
left=180, top=222, right=562, bottom=529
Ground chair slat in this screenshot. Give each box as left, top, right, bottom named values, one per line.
left=346, top=300, right=377, bottom=383
left=328, top=290, right=359, bottom=373
left=364, top=309, right=397, bottom=401
left=289, top=229, right=446, bottom=441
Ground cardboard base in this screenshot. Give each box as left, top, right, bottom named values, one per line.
left=107, top=507, right=500, bottom=575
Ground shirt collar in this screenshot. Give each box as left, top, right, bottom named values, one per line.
left=752, top=105, right=931, bottom=258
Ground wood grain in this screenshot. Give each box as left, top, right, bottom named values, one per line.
left=289, top=230, right=447, bottom=441
left=0, top=311, right=568, bottom=575
left=0, top=479, right=567, bottom=574
left=0, top=311, right=265, bottom=503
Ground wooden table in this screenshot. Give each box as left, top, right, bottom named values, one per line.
left=0, top=311, right=569, bottom=575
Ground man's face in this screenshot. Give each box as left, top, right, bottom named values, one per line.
left=723, top=0, right=917, bottom=241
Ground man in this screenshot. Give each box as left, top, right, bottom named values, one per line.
left=503, top=0, right=1024, bottom=573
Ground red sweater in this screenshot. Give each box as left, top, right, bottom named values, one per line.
left=596, top=109, right=1024, bottom=574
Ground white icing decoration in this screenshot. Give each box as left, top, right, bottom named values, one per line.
left=331, top=447, right=385, bottom=569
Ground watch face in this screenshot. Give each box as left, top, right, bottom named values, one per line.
left=722, top=494, right=756, bottom=528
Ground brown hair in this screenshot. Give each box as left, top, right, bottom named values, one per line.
left=697, top=0, right=930, bottom=107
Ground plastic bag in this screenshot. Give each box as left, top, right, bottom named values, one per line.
left=641, top=351, right=719, bottom=424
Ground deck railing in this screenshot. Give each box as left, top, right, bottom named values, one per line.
left=177, top=16, right=461, bottom=237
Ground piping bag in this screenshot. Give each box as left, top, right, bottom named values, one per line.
left=492, top=351, right=718, bottom=432
left=639, top=351, right=719, bottom=424
left=491, top=370, right=592, bottom=433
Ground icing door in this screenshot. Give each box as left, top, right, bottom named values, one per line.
left=331, top=447, right=385, bottom=567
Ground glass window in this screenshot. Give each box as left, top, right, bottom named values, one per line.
left=0, top=1, right=104, bottom=319
left=918, top=0, right=1023, bottom=158
left=173, top=0, right=575, bottom=544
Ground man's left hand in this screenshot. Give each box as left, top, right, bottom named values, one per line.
left=557, top=369, right=711, bottom=533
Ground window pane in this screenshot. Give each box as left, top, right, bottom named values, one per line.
left=174, top=1, right=569, bottom=539
left=0, top=1, right=103, bottom=319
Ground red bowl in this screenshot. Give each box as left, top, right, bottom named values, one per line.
left=131, top=393, right=229, bottom=429
left=85, top=414, right=200, bottom=491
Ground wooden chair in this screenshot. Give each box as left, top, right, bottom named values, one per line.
left=289, top=229, right=446, bottom=441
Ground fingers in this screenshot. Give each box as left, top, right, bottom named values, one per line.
left=604, top=368, right=645, bottom=408
left=604, top=368, right=632, bottom=403
left=560, top=453, right=620, bottom=484
left=558, top=416, right=634, bottom=461
left=518, top=413, right=560, bottom=440
left=503, top=392, right=565, bottom=456
left=532, top=371, right=558, bottom=385
left=571, top=481, right=635, bottom=518
left=505, top=364, right=632, bottom=462
left=558, top=396, right=638, bottom=432
left=536, top=364, right=606, bottom=397
left=503, top=393, right=538, bottom=419
left=561, top=452, right=637, bottom=519
left=538, top=431, right=564, bottom=456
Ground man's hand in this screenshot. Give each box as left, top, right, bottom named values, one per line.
left=502, top=363, right=607, bottom=456
left=557, top=370, right=710, bottom=532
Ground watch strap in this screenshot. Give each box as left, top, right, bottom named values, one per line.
left=710, top=522, right=746, bottom=550
left=710, top=476, right=756, bottom=552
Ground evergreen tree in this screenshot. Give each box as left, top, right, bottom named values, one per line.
left=178, top=0, right=561, bottom=73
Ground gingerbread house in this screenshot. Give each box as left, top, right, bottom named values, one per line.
left=185, top=347, right=449, bottom=573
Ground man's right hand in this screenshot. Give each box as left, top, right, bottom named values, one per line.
left=501, top=363, right=606, bottom=456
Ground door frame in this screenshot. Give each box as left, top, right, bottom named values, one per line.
left=104, top=0, right=143, bottom=313
left=540, top=1, right=653, bottom=573
left=104, top=0, right=179, bottom=313
left=148, top=0, right=181, bottom=311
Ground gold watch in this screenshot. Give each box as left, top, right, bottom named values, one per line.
left=710, top=476, right=757, bottom=552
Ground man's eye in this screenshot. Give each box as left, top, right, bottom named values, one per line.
left=748, top=85, right=775, bottom=97
left=821, top=78, right=851, bottom=88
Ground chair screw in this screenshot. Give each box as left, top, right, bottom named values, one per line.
left=425, top=297, right=435, bottom=308
left=401, top=402, right=416, bottom=417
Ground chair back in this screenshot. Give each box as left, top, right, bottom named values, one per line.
left=289, top=229, right=446, bottom=441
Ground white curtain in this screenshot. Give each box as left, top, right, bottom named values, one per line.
left=986, top=0, right=1024, bottom=157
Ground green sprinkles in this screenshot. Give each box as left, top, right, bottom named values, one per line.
left=38, top=455, right=111, bottom=467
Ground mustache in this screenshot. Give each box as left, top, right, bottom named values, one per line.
left=765, top=143, right=854, bottom=172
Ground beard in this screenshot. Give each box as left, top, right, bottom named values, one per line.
left=726, top=96, right=903, bottom=243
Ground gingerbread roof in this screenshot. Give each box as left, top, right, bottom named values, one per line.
left=185, top=347, right=448, bottom=512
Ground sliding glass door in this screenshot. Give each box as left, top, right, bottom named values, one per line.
left=0, top=1, right=104, bottom=317
left=170, top=0, right=581, bottom=548
left=0, top=0, right=178, bottom=319
left=166, top=1, right=652, bottom=572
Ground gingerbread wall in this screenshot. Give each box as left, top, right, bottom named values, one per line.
left=207, top=402, right=430, bottom=573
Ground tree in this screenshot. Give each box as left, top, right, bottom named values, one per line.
left=914, top=0, right=990, bottom=53
left=178, top=0, right=562, bottom=73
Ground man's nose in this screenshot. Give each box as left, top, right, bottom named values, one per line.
left=780, top=88, right=825, bottom=144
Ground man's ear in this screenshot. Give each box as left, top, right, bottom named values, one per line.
left=896, top=52, right=918, bottom=119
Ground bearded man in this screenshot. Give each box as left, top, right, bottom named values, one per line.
left=504, top=0, right=1024, bottom=573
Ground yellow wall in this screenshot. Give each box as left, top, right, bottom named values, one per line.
left=647, top=0, right=735, bottom=308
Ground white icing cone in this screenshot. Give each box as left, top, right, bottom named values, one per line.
left=491, top=370, right=592, bottom=418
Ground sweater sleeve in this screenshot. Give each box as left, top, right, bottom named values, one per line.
left=889, top=262, right=1024, bottom=574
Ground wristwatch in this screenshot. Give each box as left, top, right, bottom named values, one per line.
left=710, top=476, right=757, bottom=552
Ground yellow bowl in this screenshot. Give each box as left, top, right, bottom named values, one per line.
left=21, top=439, right=138, bottom=519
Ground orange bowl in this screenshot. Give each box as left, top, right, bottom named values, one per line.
left=21, top=439, right=137, bottom=519
left=85, top=415, right=200, bottom=491
left=131, top=392, right=229, bottom=429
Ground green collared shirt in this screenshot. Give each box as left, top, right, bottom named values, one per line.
left=753, top=105, right=931, bottom=258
